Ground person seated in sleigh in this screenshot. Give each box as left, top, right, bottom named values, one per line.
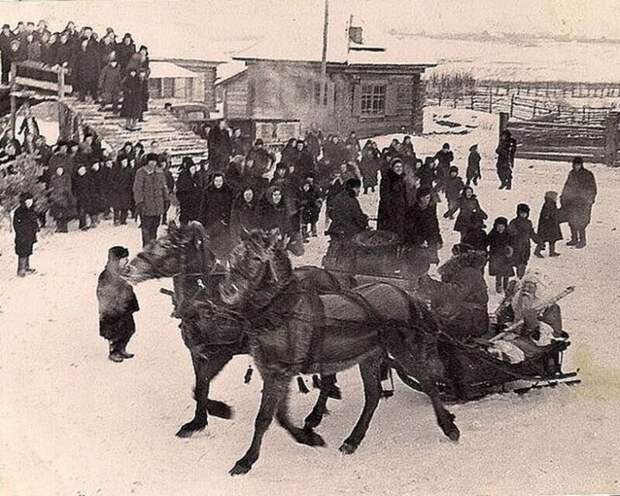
left=417, top=243, right=489, bottom=342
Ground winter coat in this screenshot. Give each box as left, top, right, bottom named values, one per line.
left=359, top=147, right=379, bottom=188
left=97, top=264, right=139, bottom=340
left=508, top=216, right=540, bottom=266
left=295, top=148, right=315, bottom=178
left=418, top=252, right=489, bottom=340
left=461, top=228, right=488, bottom=253
left=110, top=163, right=134, bottom=210
left=260, top=189, right=291, bottom=235
left=132, top=166, right=168, bottom=217
left=54, top=41, right=72, bottom=66
left=444, top=175, right=465, bottom=203
left=299, top=183, right=323, bottom=225
left=486, top=229, right=515, bottom=277
left=467, top=151, right=481, bottom=180
left=496, top=137, right=516, bottom=171
left=403, top=201, right=443, bottom=263
left=72, top=45, right=100, bottom=88
left=445, top=194, right=487, bottom=233
left=434, top=149, right=454, bottom=184
left=560, top=167, right=597, bottom=230
left=415, top=164, right=435, bottom=190
left=201, top=183, right=233, bottom=229
left=0, top=32, right=12, bottom=72
left=230, top=197, right=260, bottom=241
left=13, top=202, right=39, bottom=256
left=48, top=152, right=74, bottom=175
left=89, top=169, right=107, bottom=213
left=325, top=189, right=368, bottom=239
left=537, top=198, right=563, bottom=243
left=377, top=169, right=408, bottom=241
left=246, top=147, right=275, bottom=178
left=49, top=172, right=75, bottom=219
left=400, top=142, right=416, bottom=168
left=25, top=39, right=42, bottom=61
left=72, top=172, right=96, bottom=213
left=98, top=63, right=121, bottom=97
left=207, top=127, right=232, bottom=173
left=115, top=41, right=135, bottom=71
left=121, top=74, right=143, bottom=119
left=176, top=169, right=203, bottom=223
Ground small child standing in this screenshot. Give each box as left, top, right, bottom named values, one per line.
left=299, top=173, right=323, bottom=241
left=462, top=210, right=488, bottom=253
left=486, top=216, right=514, bottom=293
left=443, top=166, right=465, bottom=218
left=97, top=246, right=140, bottom=363
left=13, top=192, right=39, bottom=277
left=534, top=191, right=562, bottom=258
left=508, top=203, right=541, bottom=279
left=466, top=144, right=482, bottom=186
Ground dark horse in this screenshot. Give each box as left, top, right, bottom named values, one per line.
left=218, top=229, right=460, bottom=475
left=124, top=221, right=356, bottom=438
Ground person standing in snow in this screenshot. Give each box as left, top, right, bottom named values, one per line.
left=496, top=130, right=517, bottom=190
left=534, top=191, right=562, bottom=258
left=508, top=203, right=541, bottom=279
left=466, top=144, right=482, bottom=186
left=97, top=246, right=139, bottom=363
left=560, top=156, right=597, bottom=249
left=13, top=192, right=39, bottom=277
left=132, top=153, right=169, bottom=246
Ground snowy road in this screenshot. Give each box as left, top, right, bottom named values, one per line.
left=1, top=125, right=619, bottom=495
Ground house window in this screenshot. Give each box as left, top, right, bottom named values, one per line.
left=313, top=81, right=328, bottom=106
left=162, top=78, right=174, bottom=98
left=361, top=84, right=386, bottom=115
left=149, top=78, right=162, bottom=98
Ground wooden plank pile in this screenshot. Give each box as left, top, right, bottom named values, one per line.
left=61, top=96, right=209, bottom=164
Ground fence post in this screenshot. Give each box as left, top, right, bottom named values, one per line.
left=499, top=112, right=509, bottom=139
left=471, top=95, right=474, bottom=110
left=510, top=94, right=515, bottom=117
left=604, top=112, right=619, bottom=167
left=532, top=101, right=537, bottom=118
left=488, top=87, right=493, bottom=113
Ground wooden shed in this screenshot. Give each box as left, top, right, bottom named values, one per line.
left=218, top=19, right=436, bottom=138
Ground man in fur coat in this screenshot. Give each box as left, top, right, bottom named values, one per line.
left=418, top=247, right=489, bottom=341
left=97, top=246, right=140, bottom=363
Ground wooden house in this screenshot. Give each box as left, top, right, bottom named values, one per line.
left=217, top=18, right=436, bottom=139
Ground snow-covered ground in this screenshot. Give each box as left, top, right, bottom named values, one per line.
left=1, top=123, right=620, bottom=496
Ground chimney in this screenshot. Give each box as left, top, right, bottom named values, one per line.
left=349, top=25, right=363, bottom=44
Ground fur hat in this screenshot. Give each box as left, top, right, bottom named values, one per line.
left=255, top=138, right=264, bottom=146
left=145, top=153, right=159, bottom=164
left=449, top=165, right=459, bottom=175
left=345, top=178, right=362, bottom=190
left=572, top=156, right=584, bottom=166
left=517, top=203, right=530, bottom=216
left=417, top=186, right=433, bottom=198
left=493, top=216, right=508, bottom=228
left=108, top=245, right=129, bottom=261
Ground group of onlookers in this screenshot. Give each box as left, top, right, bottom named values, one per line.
left=0, top=20, right=150, bottom=130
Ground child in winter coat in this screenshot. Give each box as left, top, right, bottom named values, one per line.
left=13, top=192, right=39, bottom=277
left=444, top=186, right=487, bottom=241
left=97, top=246, right=140, bottom=363
left=461, top=210, right=488, bottom=253
left=299, top=174, right=323, bottom=241
left=466, top=144, right=482, bottom=186
left=508, top=203, right=541, bottom=279
left=486, top=217, right=514, bottom=293
left=534, top=191, right=562, bottom=258
left=443, top=166, right=465, bottom=217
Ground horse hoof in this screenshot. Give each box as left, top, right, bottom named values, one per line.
left=299, top=429, right=326, bottom=447
left=446, top=425, right=460, bottom=442
left=229, top=461, right=251, bottom=476
left=339, top=441, right=357, bottom=455
left=208, top=401, right=233, bottom=420
left=175, top=421, right=206, bottom=438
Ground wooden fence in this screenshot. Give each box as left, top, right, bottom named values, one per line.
left=426, top=93, right=614, bottom=125
left=501, top=112, right=620, bottom=167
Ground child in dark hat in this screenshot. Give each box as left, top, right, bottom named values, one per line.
left=13, top=192, right=39, bottom=277
left=97, top=246, right=140, bottom=362
left=534, top=190, right=562, bottom=258
left=443, top=165, right=465, bottom=217
left=299, top=172, right=323, bottom=241
left=461, top=210, right=488, bottom=253
left=486, top=216, right=514, bottom=293
left=508, top=203, right=541, bottom=279
left=466, top=144, right=481, bottom=186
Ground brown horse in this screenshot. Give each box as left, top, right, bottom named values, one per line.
left=219, top=229, right=460, bottom=475
left=124, top=221, right=354, bottom=437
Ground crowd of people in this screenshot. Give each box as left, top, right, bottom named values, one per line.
left=1, top=20, right=150, bottom=130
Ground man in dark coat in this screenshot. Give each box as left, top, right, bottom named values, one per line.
left=176, top=157, right=203, bottom=225
left=245, top=138, right=275, bottom=195
left=560, top=156, right=597, bottom=249
left=201, top=173, right=233, bottom=258
left=323, top=178, right=368, bottom=272
left=496, top=130, right=517, bottom=190
left=110, top=156, right=134, bottom=225
left=54, top=32, right=73, bottom=68
left=377, top=158, right=408, bottom=241
left=207, top=120, right=232, bottom=174
left=418, top=249, right=489, bottom=341
left=73, top=37, right=100, bottom=101
left=133, top=153, right=169, bottom=246
left=72, top=164, right=95, bottom=230
left=434, top=143, right=454, bottom=192
left=294, top=140, right=315, bottom=179
left=0, top=24, right=13, bottom=85
left=121, top=68, right=142, bottom=130
left=98, top=59, right=121, bottom=113
left=13, top=192, right=39, bottom=277
left=402, top=187, right=443, bottom=288
left=97, top=246, right=140, bottom=362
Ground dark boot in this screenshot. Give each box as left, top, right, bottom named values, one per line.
left=17, top=257, right=27, bottom=277
left=576, top=229, right=586, bottom=249
left=534, top=244, right=544, bottom=258
left=118, top=349, right=134, bottom=359
left=549, top=241, right=560, bottom=257
left=25, top=256, right=36, bottom=274
left=566, top=226, right=578, bottom=246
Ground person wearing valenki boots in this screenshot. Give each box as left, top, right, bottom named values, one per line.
left=508, top=203, right=541, bottom=279
left=486, top=217, right=514, bottom=293
left=560, top=156, right=597, bottom=249
left=534, top=191, right=562, bottom=258
left=13, top=192, right=39, bottom=277
left=97, top=246, right=140, bottom=363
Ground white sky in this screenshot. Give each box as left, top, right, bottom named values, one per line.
left=0, top=0, right=619, bottom=40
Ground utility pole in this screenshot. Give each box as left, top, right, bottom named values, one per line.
left=319, top=0, right=329, bottom=107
